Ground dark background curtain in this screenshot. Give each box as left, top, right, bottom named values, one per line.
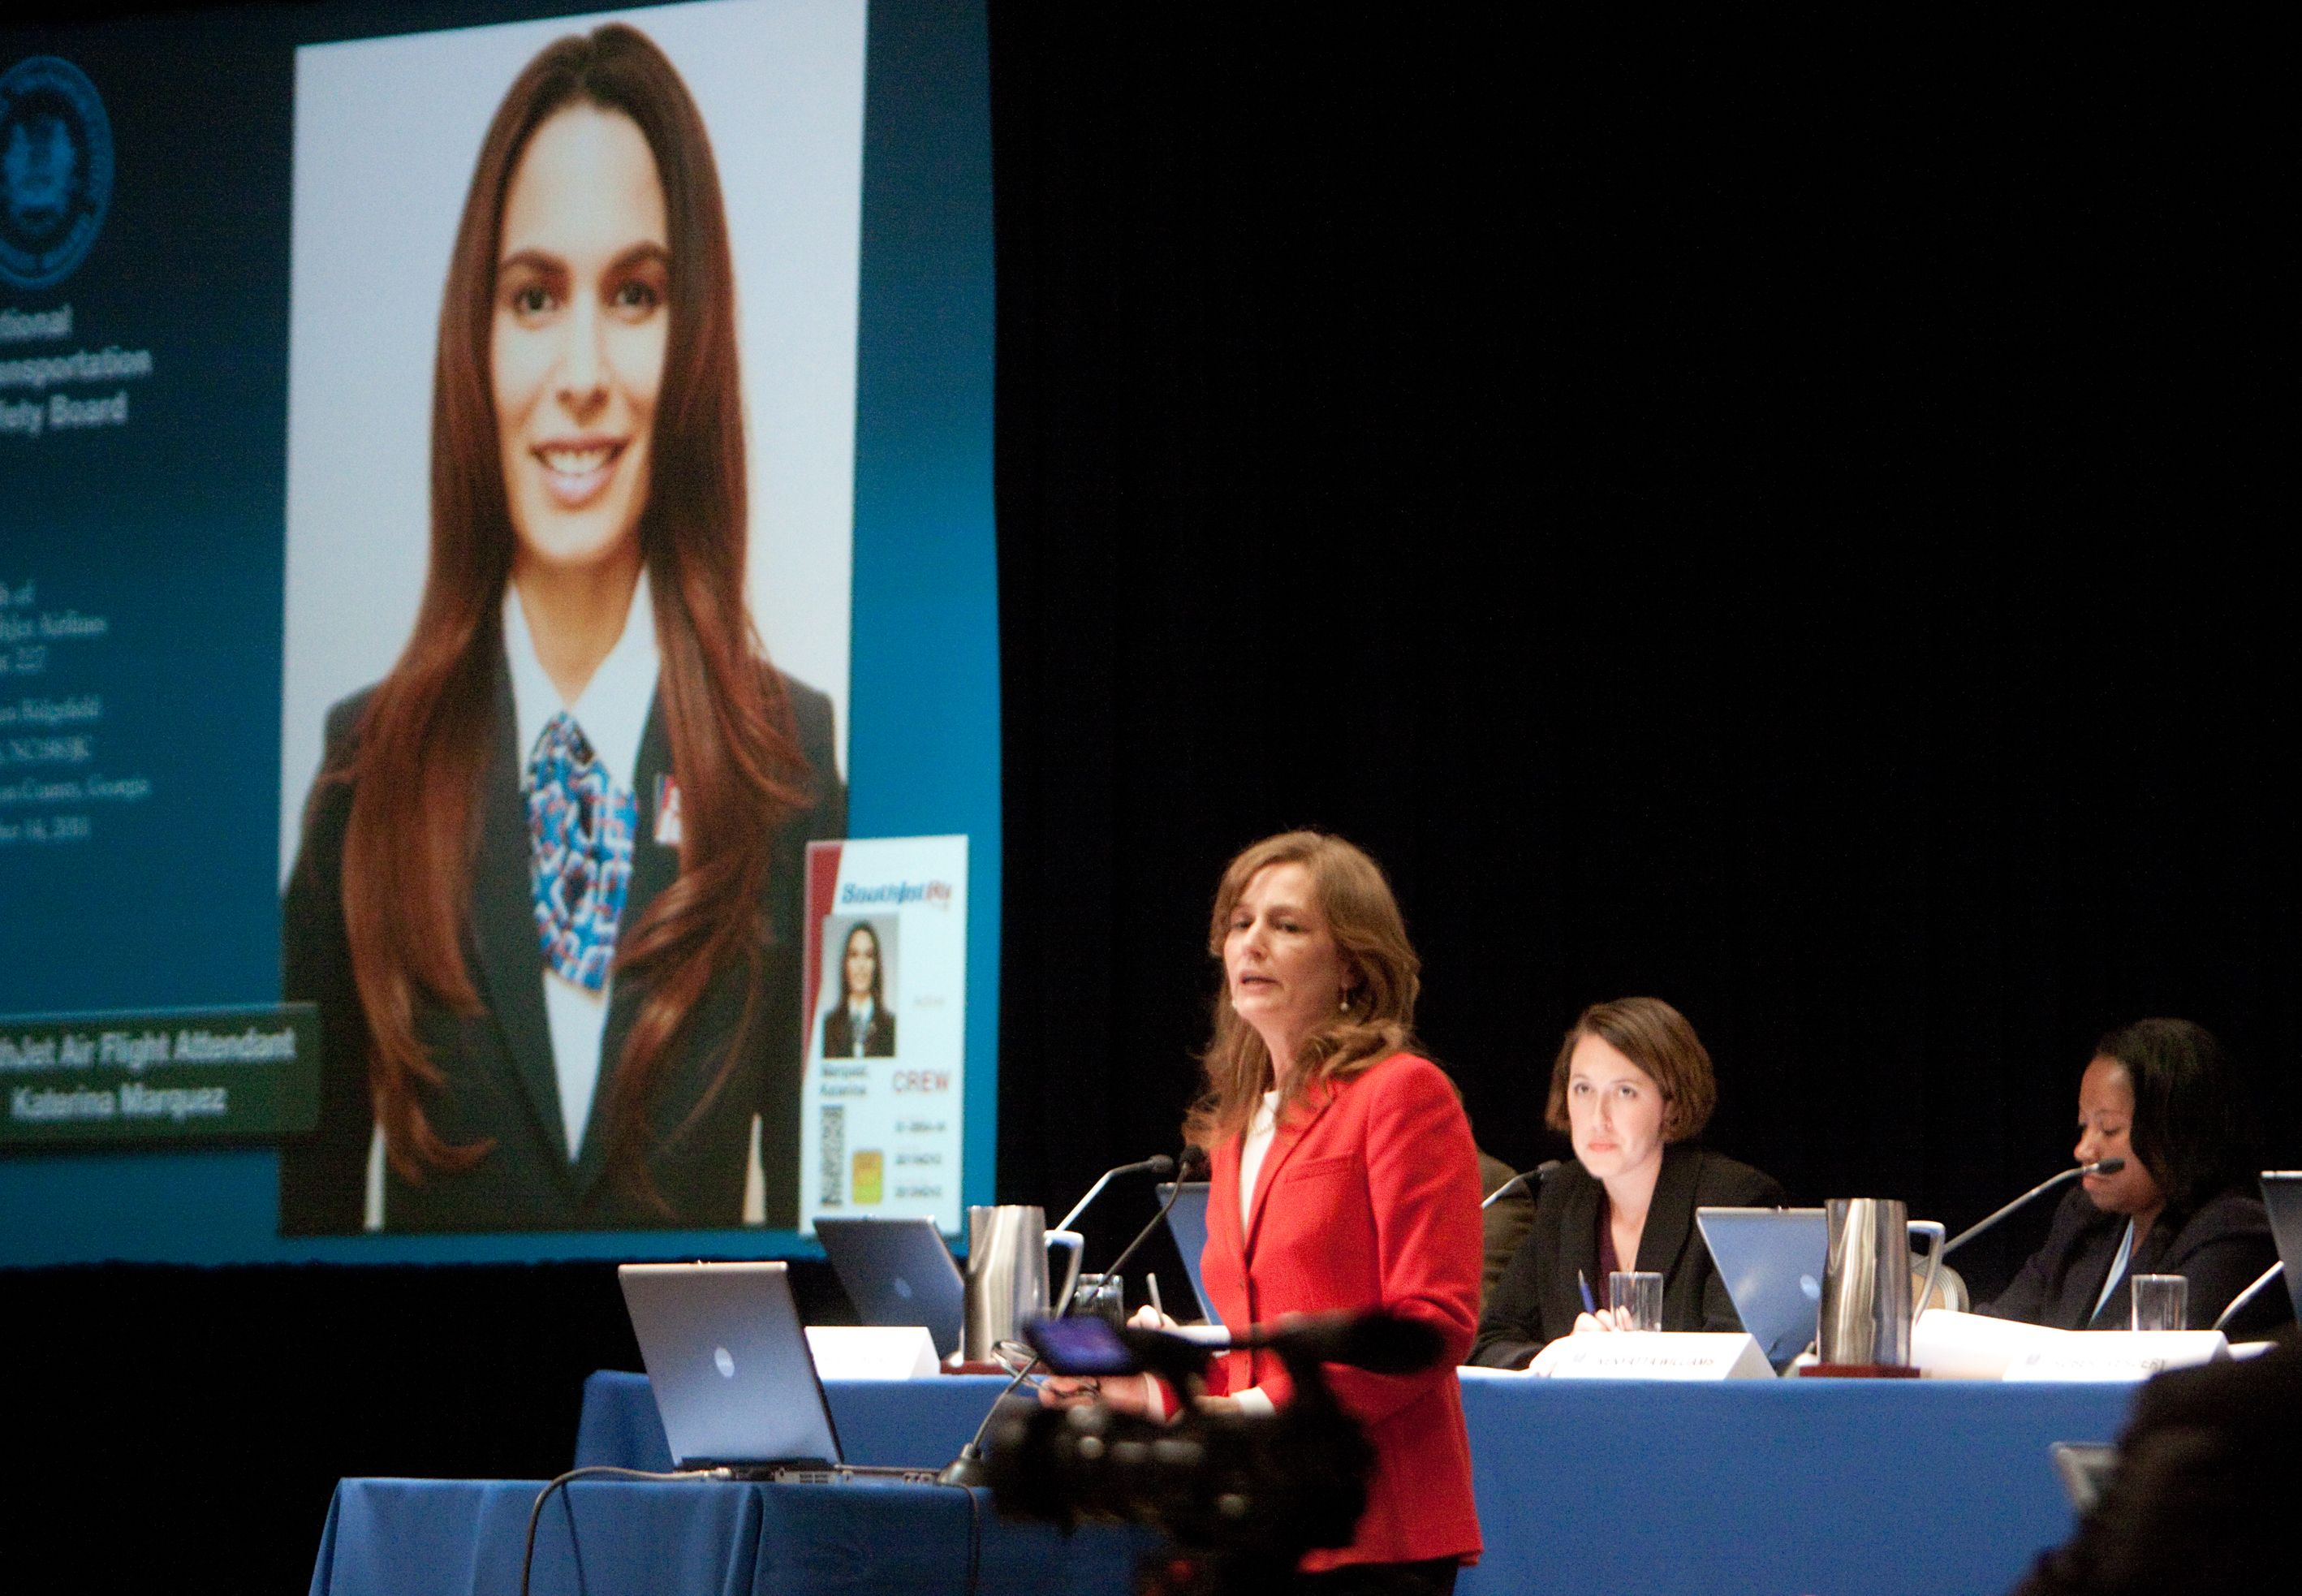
left=6, top=9, right=2289, bottom=1588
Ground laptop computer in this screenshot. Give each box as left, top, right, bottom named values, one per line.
left=1695, top=1206, right=1829, bottom=1370
left=2259, top=1171, right=2302, bottom=1322
left=813, top=1216, right=967, bottom=1359
left=1157, top=1181, right=1222, bottom=1326
left=617, top=1261, right=931, bottom=1480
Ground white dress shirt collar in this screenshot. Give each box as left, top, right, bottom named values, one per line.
left=502, top=569, right=659, bottom=792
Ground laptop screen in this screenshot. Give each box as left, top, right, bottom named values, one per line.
left=813, top=1217, right=967, bottom=1359
left=1158, top=1181, right=1221, bottom=1326
left=2261, top=1172, right=2302, bottom=1322
left=1695, top=1206, right=1828, bottom=1369
left=618, top=1261, right=844, bottom=1469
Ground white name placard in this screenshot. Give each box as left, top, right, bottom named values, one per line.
left=1529, top=1331, right=1774, bottom=1381
left=2001, top=1330, right=2229, bottom=1383
left=804, top=1324, right=941, bottom=1381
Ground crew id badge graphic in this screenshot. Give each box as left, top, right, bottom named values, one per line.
left=795, top=836, right=967, bottom=1234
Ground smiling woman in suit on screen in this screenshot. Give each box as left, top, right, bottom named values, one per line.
left=1042, top=831, right=1485, bottom=1593
left=1469, top=997, right=1784, bottom=1367
left=821, top=922, right=895, bottom=1058
left=278, top=24, right=843, bottom=1234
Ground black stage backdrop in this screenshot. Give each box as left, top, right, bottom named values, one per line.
left=6, top=9, right=2292, bottom=1587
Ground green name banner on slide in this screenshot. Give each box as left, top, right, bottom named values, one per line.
left=0, top=1005, right=320, bottom=1146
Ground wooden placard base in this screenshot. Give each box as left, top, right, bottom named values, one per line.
left=1804, top=1362, right=1921, bottom=1378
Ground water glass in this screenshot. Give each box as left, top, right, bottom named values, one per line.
left=2129, top=1273, right=2188, bottom=1332
left=1070, top=1271, right=1125, bottom=1326
left=1609, top=1270, right=1665, bottom=1332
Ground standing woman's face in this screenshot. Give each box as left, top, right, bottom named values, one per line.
left=493, top=105, right=670, bottom=576
left=843, top=929, right=877, bottom=999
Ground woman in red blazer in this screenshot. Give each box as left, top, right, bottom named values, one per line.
left=1058, top=830, right=1484, bottom=1592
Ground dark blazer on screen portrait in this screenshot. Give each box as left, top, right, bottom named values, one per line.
left=1469, top=1143, right=1786, bottom=1368
left=1980, top=1183, right=2288, bottom=1335
left=276, top=653, right=844, bottom=1234
left=820, top=1003, right=895, bottom=1059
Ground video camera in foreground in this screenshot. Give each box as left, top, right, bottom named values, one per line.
left=984, top=1309, right=1443, bottom=1596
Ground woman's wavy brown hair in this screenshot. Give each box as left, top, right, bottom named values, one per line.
left=331, top=24, right=808, bottom=1207
left=1182, top=831, right=1423, bottom=1150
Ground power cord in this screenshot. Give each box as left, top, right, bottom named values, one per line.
left=518, top=1464, right=715, bottom=1596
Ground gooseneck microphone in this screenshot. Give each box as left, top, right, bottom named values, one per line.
left=1091, top=1146, right=1209, bottom=1292
left=1942, top=1159, right=2127, bottom=1256
left=938, top=1348, right=1041, bottom=1488
left=1054, top=1154, right=1179, bottom=1233
left=1481, top=1159, right=1562, bottom=1211
left=2211, top=1261, right=2286, bottom=1335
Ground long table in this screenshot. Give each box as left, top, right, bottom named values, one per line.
left=313, top=1371, right=2137, bottom=1596
left=307, top=1472, right=1147, bottom=1596
left=577, top=1369, right=2136, bottom=1596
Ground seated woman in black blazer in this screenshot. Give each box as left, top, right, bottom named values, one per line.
left=1981, top=1018, right=2287, bottom=1335
left=1470, top=997, right=1783, bottom=1367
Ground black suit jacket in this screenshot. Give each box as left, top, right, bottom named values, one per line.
left=1981, top=1184, right=2287, bottom=1335
left=277, top=653, right=843, bottom=1233
left=1468, top=1144, right=1786, bottom=1367
left=821, top=1003, right=895, bottom=1059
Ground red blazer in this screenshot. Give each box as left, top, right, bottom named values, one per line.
left=1201, top=1051, right=1483, bottom=1572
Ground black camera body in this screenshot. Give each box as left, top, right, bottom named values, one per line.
left=984, top=1312, right=1437, bottom=1594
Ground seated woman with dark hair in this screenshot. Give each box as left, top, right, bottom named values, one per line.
left=1469, top=997, right=1784, bottom=1368
left=1982, top=1018, right=2287, bottom=1335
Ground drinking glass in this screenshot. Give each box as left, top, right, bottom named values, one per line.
left=1070, top=1272, right=1125, bottom=1326
left=2129, top=1274, right=2188, bottom=1332
left=1609, top=1270, right=1665, bottom=1332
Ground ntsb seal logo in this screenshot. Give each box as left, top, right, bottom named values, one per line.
left=0, top=58, right=114, bottom=291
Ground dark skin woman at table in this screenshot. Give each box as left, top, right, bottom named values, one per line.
left=1981, top=1018, right=2287, bottom=1335
left=1470, top=997, right=1784, bottom=1367
left=1043, top=831, right=1485, bottom=1594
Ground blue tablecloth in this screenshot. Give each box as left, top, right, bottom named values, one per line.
left=308, top=1474, right=1143, bottom=1596
left=575, top=1370, right=2136, bottom=1596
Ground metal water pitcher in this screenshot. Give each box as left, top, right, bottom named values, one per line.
left=962, top=1205, right=1085, bottom=1362
left=1818, top=1197, right=1946, bottom=1370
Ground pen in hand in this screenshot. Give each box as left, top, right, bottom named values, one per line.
left=1578, top=1269, right=1597, bottom=1316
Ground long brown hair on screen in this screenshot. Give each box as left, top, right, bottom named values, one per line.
left=1182, top=831, right=1425, bottom=1151
left=330, top=24, right=808, bottom=1206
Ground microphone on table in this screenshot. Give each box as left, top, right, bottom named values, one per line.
left=1482, top=1159, right=1562, bottom=1211
left=938, top=1148, right=1203, bottom=1487
left=1942, top=1159, right=2127, bottom=1257
left=2210, top=1261, right=2286, bottom=1335
left=1054, top=1153, right=1178, bottom=1233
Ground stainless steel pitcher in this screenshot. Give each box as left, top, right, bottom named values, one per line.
left=1818, top=1197, right=1946, bottom=1369
left=962, top=1205, right=1085, bottom=1361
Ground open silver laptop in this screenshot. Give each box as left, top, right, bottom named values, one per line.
left=813, top=1217, right=966, bottom=1359
left=617, top=1261, right=932, bottom=1480
left=1695, top=1206, right=1828, bottom=1370
left=2261, top=1172, right=2302, bottom=1322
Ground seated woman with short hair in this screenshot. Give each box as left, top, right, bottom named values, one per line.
left=1469, top=997, right=1784, bottom=1368
left=1982, top=1018, right=2287, bottom=1335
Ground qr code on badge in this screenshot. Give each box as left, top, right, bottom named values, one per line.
left=819, top=1105, right=845, bottom=1206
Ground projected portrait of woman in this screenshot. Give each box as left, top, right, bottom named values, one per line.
left=278, top=24, right=844, bottom=1234
left=820, top=921, right=895, bottom=1059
